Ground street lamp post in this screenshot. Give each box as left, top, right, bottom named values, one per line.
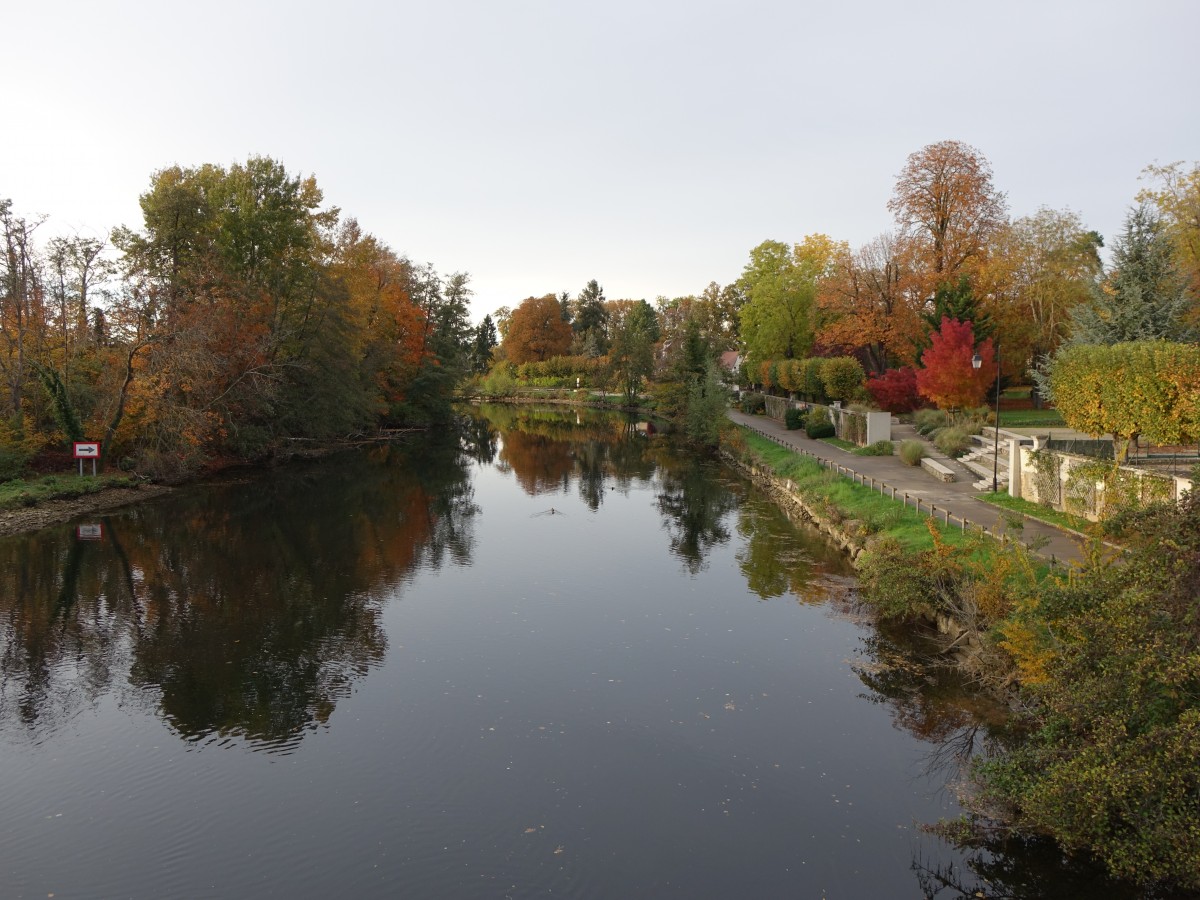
left=972, top=345, right=1003, bottom=493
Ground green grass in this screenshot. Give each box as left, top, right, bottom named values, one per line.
left=0, top=473, right=137, bottom=511
left=976, top=491, right=1096, bottom=535
left=739, top=429, right=981, bottom=553
left=998, top=409, right=1066, bottom=428
left=819, top=436, right=856, bottom=451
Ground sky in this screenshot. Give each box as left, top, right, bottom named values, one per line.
left=5, top=0, right=1198, bottom=323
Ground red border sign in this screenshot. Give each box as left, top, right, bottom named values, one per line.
left=73, top=442, right=100, bottom=458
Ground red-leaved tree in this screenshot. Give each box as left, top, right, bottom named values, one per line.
left=916, top=317, right=994, bottom=411
left=867, top=366, right=922, bottom=413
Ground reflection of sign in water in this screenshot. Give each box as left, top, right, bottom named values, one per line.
left=76, top=523, right=104, bottom=541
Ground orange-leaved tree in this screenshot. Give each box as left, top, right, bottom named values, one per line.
left=504, top=294, right=573, bottom=364
left=916, top=317, right=994, bottom=412
left=888, top=140, right=1007, bottom=296
left=817, top=232, right=928, bottom=373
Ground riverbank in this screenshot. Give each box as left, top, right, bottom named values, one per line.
left=0, top=482, right=174, bottom=537
left=0, top=429, right=431, bottom=538
left=723, top=416, right=1200, bottom=894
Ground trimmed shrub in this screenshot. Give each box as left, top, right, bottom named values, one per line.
left=899, top=440, right=926, bottom=466
left=820, top=356, right=866, bottom=402
left=805, top=407, right=835, bottom=439
left=777, top=359, right=804, bottom=393
left=802, top=358, right=825, bottom=401
left=784, top=407, right=807, bottom=430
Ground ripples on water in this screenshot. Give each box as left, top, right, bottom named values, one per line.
left=0, top=406, right=1142, bottom=898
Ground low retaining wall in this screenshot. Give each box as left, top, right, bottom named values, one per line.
left=921, top=457, right=956, bottom=483
left=722, top=451, right=867, bottom=559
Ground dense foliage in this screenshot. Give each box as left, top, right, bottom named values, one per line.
left=916, top=317, right=995, bottom=412
left=977, top=492, right=1200, bottom=890
left=1, top=158, right=472, bottom=477
left=1049, top=341, right=1200, bottom=461
left=867, top=366, right=921, bottom=413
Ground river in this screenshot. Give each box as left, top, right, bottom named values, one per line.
left=0, top=404, right=1135, bottom=898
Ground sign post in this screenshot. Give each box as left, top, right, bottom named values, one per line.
left=73, top=441, right=100, bottom=476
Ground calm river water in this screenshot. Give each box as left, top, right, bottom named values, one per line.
left=0, top=405, right=1134, bottom=898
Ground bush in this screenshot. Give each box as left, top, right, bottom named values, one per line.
left=934, top=425, right=972, bottom=457
left=855, top=440, right=893, bottom=456
left=802, top=358, right=826, bottom=401
left=977, top=492, right=1200, bottom=889
left=784, top=407, right=807, bottom=430
left=899, top=440, right=926, bottom=466
left=740, top=392, right=766, bottom=414
left=913, top=408, right=950, bottom=435
left=0, top=443, right=32, bottom=482
left=805, top=407, right=835, bottom=439
left=820, top=356, right=866, bottom=402
left=867, top=366, right=922, bottom=414
left=480, top=365, right=519, bottom=398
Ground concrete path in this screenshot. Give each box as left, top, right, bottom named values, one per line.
left=728, top=409, right=1092, bottom=566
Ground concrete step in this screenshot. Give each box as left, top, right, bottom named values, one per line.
left=961, top=454, right=1006, bottom=479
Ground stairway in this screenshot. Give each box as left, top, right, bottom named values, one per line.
left=960, top=433, right=1009, bottom=491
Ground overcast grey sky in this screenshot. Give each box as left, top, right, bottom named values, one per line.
left=6, top=0, right=1197, bottom=322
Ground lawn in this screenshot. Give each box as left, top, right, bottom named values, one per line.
left=976, top=490, right=1096, bottom=535
left=818, top=436, right=856, bottom=451
left=998, top=408, right=1066, bottom=428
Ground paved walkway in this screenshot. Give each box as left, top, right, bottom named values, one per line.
left=728, top=409, right=1091, bottom=566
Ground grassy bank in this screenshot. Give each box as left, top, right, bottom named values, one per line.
left=0, top=473, right=139, bottom=512
left=738, top=428, right=984, bottom=554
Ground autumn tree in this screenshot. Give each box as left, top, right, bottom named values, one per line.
left=819, top=356, right=865, bottom=402
left=817, top=232, right=926, bottom=373
left=867, top=367, right=921, bottom=413
left=916, top=317, right=995, bottom=412
left=0, top=198, right=44, bottom=430
left=1048, top=341, right=1200, bottom=462
left=504, top=294, right=573, bottom=364
left=1137, top=160, right=1200, bottom=310
left=326, top=220, right=426, bottom=424
left=888, top=140, right=1007, bottom=294
left=111, top=157, right=347, bottom=462
left=976, top=207, right=1102, bottom=380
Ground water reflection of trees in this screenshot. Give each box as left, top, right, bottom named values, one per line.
left=653, top=454, right=737, bottom=574
left=0, top=439, right=476, bottom=749
left=734, top=495, right=851, bottom=601
left=852, top=629, right=1145, bottom=899
left=473, top=404, right=656, bottom=507
left=911, top=829, right=1151, bottom=899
